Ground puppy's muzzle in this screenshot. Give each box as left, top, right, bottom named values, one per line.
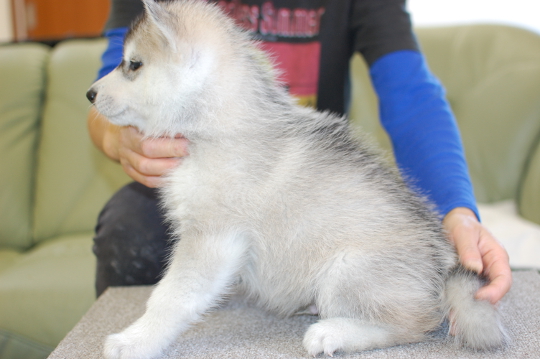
left=86, top=88, right=97, bottom=104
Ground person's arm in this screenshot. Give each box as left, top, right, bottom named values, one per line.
left=351, top=0, right=511, bottom=303
left=369, top=50, right=478, bottom=217
left=367, top=35, right=511, bottom=305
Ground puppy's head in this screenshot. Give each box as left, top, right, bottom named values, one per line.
left=86, top=0, right=235, bottom=137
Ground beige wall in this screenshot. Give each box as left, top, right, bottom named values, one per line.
left=408, top=0, right=540, bottom=34
left=0, top=0, right=538, bottom=43
left=0, top=0, right=13, bottom=43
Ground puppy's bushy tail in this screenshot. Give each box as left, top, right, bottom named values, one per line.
left=443, top=266, right=508, bottom=350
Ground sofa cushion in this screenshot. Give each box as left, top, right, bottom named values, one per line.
left=31, top=39, right=130, bottom=243
left=0, top=43, right=49, bottom=250
left=0, top=233, right=96, bottom=351
left=416, top=25, right=540, bottom=203
left=0, top=250, right=19, bottom=273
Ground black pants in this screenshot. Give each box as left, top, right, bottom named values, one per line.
left=93, top=182, right=173, bottom=297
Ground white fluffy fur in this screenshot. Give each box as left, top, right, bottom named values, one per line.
left=88, top=1, right=507, bottom=358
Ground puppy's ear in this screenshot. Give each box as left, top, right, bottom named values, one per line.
left=142, top=0, right=178, bottom=52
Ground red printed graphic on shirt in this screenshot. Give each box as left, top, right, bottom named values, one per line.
left=217, top=0, right=325, bottom=107
left=260, top=41, right=320, bottom=107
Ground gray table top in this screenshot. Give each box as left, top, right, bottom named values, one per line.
left=49, top=270, right=540, bottom=358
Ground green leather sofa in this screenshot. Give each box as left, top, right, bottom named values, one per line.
left=0, top=24, right=539, bottom=359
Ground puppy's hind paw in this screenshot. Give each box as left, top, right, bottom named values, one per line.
left=303, top=322, right=343, bottom=357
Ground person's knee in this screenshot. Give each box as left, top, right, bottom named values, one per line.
left=93, top=182, right=172, bottom=296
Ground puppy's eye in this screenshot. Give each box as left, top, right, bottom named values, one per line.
left=129, top=60, right=143, bottom=71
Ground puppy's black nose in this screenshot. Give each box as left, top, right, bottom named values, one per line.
left=86, top=89, right=97, bottom=104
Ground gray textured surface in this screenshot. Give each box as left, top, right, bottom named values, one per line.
left=49, top=271, right=540, bottom=358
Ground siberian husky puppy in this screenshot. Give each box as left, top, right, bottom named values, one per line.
left=87, top=1, right=506, bottom=358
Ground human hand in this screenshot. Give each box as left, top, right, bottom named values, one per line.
left=443, top=207, right=512, bottom=304
left=102, top=125, right=188, bottom=188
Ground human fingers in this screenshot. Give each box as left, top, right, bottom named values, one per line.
left=122, top=127, right=188, bottom=159
left=120, top=158, right=164, bottom=188
left=444, top=208, right=512, bottom=304
left=443, top=209, right=484, bottom=274
left=475, top=229, right=512, bottom=304
left=118, top=146, right=182, bottom=186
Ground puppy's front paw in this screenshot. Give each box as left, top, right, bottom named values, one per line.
left=103, top=330, right=165, bottom=359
